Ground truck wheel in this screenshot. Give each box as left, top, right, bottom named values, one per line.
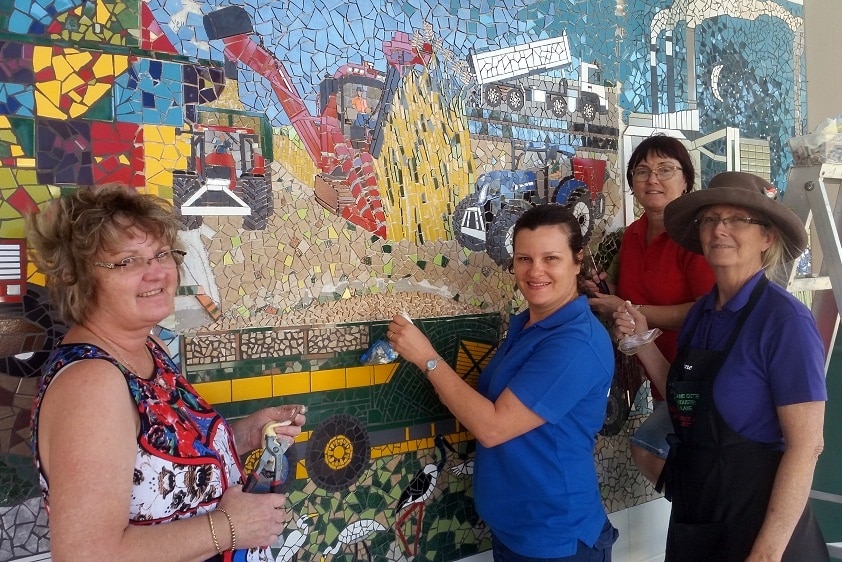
left=507, top=88, right=525, bottom=111
left=564, top=188, right=593, bottom=243
left=452, top=194, right=487, bottom=251
left=487, top=206, right=526, bottom=267
left=173, top=174, right=203, bottom=230
left=305, top=414, right=370, bottom=492
left=484, top=85, right=503, bottom=107
left=550, top=96, right=568, bottom=117
left=581, top=99, right=597, bottom=122
left=241, top=176, right=273, bottom=231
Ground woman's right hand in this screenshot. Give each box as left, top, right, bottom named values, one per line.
left=215, top=485, right=289, bottom=550
left=588, top=292, right=624, bottom=321
left=387, top=314, right=437, bottom=371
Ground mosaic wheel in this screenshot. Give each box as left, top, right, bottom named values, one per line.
left=305, top=414, right=370, bottom=492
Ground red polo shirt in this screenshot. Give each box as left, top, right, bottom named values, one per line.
left=617, top=213, right=715, bottom=400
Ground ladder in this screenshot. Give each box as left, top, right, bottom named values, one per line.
left=780, top=163, right=842, bottom=368
left=780, top=163, right=842, bottom=558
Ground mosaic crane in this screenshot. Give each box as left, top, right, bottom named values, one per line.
left=275, top=512, right=317, bottom=562
left=320, top=518, right=386, bottom=561
left=394, top=434, right=448, bottom=555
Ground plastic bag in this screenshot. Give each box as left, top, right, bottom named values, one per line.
left=359, top=311, right=413, bottom=365
left=360, top=339, right=399, bottom=365
left=788, top=115, right=842, bottom=165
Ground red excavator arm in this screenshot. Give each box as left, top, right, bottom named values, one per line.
left=204, top=6, right=387, bottom=236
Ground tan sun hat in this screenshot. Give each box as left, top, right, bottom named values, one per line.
left=664, top=171, right=807, bottom=259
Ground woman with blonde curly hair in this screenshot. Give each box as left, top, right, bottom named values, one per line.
left=30, top=185, right=305, bottom=561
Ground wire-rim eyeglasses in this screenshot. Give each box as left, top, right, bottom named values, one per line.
left=94, top=249, right=187, bottom=272
left=693, top=217, right=769, bottom=230
left=631, top=165, right=682, bottom=182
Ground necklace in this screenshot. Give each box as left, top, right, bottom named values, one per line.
left=82, top=324, right=149, bottom=377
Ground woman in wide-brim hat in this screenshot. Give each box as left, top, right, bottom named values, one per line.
left=615, top=171, right=829, bottom=562
left=664, top=170, right=807, bottom=260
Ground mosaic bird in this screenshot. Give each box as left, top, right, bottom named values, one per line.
left=321, top=519, right=386, bottom=561
left=394, top=434, right=448, bottom=555
left=274, top=512, right=317, bottom=562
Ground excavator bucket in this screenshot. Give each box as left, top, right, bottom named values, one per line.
left=204, top=5, right=254, bottom=41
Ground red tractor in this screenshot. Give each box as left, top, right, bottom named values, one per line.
left=173, top=123, right=272, bottom=231
left=204, top=6, right=432, bottom=238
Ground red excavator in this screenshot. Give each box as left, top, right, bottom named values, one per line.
left=204, top=6, right=432, bottom=238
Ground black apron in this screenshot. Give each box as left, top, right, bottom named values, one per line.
left=657, top=277, right=828, bottom=562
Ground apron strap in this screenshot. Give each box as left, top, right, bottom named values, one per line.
left=656, top=276, right=769, bottom=497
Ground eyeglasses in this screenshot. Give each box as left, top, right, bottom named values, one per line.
left=94, top=249, right=186, bottom=272
left=693, top=217, right=768, bottom=230
left=631, top=165, right=682, bottom=182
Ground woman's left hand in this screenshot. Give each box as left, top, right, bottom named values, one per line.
left=234, top=404, right=307, bottom=453
left=612, top=301, right=647, bottom=341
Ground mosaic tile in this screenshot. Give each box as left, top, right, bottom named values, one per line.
left=0, top=0, right=813, bottom=559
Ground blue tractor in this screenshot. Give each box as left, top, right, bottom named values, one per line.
left=452, top=142, right=605, bottom=266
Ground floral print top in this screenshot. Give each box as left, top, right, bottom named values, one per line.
left=31, top=338, right=273, bottom=562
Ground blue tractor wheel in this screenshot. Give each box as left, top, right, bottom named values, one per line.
left=487, top=205, right=527, bottom=267
left=552, top=177, right=587, bottom=205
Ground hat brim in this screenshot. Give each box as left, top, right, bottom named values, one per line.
left=664, top=185, right=807, bottom=258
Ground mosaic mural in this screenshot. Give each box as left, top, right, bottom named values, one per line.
left=0, top=0, right=806, bottom=560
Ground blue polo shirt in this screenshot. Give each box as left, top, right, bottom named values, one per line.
left=474, top=296, right=614, bottom=557
left=681, top=271, right=827, bottom=445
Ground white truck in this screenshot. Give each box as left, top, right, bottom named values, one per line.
left=468, top=33, right=609, bottom=122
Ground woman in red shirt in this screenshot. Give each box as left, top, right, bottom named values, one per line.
left=586, top=135, right=715, bottom=484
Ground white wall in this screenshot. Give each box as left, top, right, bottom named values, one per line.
left=805, top=0, right=842, bottom=130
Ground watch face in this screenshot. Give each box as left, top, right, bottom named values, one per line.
left=426, top=359, right=438, bottom=371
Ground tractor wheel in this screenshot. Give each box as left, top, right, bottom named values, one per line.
left=452, top=194, right=487, bottom=251
left=486, top=206, right=526, bottom=267
left=241, top=176, right=273, bottom=231
left=173, top=174, right=203, bottom=230
left=552, top=177, right=586, bottom=205
left=564, top=188, right=594, bottom=243
left=305, top=414, right=370, bottom=492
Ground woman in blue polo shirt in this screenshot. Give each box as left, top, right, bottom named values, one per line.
left=616, top=171, right=828, bottom=562
left=388, top=204, right=618, bottom=561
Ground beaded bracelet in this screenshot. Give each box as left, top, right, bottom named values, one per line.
left=216, top=508, right=237, bottom=552
left=207, top=512, right=222, bottom=556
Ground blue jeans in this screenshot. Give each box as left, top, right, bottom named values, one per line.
left=491, top=519, right=618, bottom=562
left=629, top=399, right=671, bottom=459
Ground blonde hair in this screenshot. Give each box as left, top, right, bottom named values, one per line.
left=26, top=185, right=181, bottom=325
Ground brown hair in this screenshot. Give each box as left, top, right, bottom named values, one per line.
left=626, top=134, right=695, bottom=191
left=26, top=185, right=181, bottom=325
left=509, top=204, right=585, bottom=271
